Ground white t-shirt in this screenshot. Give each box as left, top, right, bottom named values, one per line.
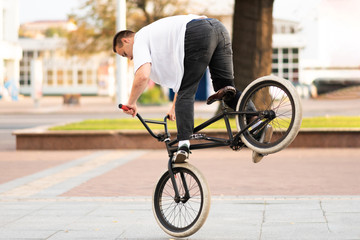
left=133, top=15, right=203, bottom=92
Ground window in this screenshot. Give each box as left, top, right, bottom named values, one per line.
left=57, top=70, right=64, bottom=85
left=86, top=70, right=93, bottom=85
left=47, top=70, right=53, bottom=85
left=67, top=70, right=73, bottom=85
left=27, top=73, right=31, bottom=85
left=19, top=51, right=36, bottom=87
left=20, top=71, right=25, bottom=85
left=271, top=45, right=300, bottom=82
left=77, top=70, right=83, bottom=84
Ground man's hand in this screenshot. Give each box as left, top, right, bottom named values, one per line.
left=167, top=106, right=176, bottom=121
left=167, top=93, right=177, bottom=121
left=122, top=103, right=137, bottom=117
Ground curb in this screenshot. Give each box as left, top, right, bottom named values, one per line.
left=13, top=127, right=360, bottom=150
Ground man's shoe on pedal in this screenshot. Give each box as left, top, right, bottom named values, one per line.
left=252, top=124, right=273, bottom=163
left=206, top=86, right=236, bottom=105
left=173, top=145, right=190, bottom=163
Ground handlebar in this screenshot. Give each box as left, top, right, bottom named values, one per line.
left=118, top=103, right=171, bottom=142
left=118, top=104, right=130, bottom=112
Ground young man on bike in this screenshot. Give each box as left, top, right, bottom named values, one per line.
left=113, top=15, right=272, bottom=163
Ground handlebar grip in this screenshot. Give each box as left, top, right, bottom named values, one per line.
left=118, top=104, right=130, bottom=111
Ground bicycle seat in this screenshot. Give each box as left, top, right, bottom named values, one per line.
left=206, top=86, right=236, bottom=105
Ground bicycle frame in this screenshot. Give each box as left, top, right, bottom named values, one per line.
left=119, top=101, right=266, bottom=201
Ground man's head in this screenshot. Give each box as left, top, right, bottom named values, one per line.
left=113, top=30, right=135, bottom=60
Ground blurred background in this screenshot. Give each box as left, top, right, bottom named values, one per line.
left=1, top=0, right=360, bottom=105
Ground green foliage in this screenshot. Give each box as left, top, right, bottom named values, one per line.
left=301, top=116, right=360, bottom=128
left=50, top=118, right=230, bottom=131
left=49, top=116, right=360, bottom=131
left=66, top=0, right=189, bottom=56
left=44, top=27, right=67, bottom=38
left=66, top=0, right=117, bottom=55
left=138, top=85, right=168, bottom=105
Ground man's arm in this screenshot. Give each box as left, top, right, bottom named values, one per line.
left=124, top=62, right=151, bottom=117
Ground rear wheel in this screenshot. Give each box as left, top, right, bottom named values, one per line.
left=236, top=75, right=302, bottom=154
left=152, top=163, right=211, bottom=238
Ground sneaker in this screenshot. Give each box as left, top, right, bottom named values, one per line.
left=252, top=125, right=273, bottom=163
left=173, top=145, right=190, bottom=163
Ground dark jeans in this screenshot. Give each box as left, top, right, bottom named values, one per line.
left=175, top=18, right=238, bottom=141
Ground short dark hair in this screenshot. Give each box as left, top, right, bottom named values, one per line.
left=112, top=30, right=135, bottom=53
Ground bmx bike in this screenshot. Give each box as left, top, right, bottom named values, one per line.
left=119, top=75, right=302, bottom=238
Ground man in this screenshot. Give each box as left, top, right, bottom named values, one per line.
left=113, top=14, right=272, bottom=163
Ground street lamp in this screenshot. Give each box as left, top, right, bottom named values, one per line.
left=116, top=0, right=128, bottom=104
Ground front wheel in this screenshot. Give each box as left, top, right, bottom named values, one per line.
left=236, top=75, right=302, bottom=154
left=152, top=163, right=211, bottom=238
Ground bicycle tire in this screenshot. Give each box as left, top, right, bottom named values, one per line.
left=152, top=163, right=211, bottom=238
left=236, top=75, right=302, bottom=154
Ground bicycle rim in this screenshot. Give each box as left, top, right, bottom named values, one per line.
left=237, top=77, right=301, bottom=154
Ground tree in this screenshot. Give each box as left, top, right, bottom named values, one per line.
left=44, top=27, right=68, bottom=38
left=66, top=0, right=117, bottom=56
left=232, top=0, right=274, bottom=91
left=66, top=0, right=189, bottom=56
left=127, top=0, right=189, bottom=30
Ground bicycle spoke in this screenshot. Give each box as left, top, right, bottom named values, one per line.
left=238, top=79, right=297, bottom=148
left=155, top=167, right=204, bottom=231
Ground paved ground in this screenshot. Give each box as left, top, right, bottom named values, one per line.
left=0, top=96, right=360, bottom=239
left=0, top=95, right=360, bottom=117
left=0, top=148, right=359, bottom=239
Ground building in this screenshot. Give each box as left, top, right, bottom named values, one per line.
left=299, top=0, right=360, bottom=94
left=19, top=20, right=77, bottom=39
left=18, top=20, right=115, bottom=97
left=0, top=0, right=22, bottom=100
left=272, top=18, right=305, bottom=83
left=189, top=0, right=305, bottom=99
left=20, top=0, right=360, bottom=99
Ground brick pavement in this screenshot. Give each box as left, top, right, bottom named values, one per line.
left=0, top=151, right=92, bottom=185
left=1, top=149, right=360, bottom=198
left=0, top=148, right=360, bottom=239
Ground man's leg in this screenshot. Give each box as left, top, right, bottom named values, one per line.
left=206, top=19, right=240, bottom=109
left=174, top=20, right=218, bottom=162
left=205, top=20, right=269, bottom=163
left=176, top=20, right=218, bottom=141
left=206, top=19, right=257, bottom=113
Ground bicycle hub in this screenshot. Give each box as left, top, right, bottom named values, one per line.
left=264, top=110, right=276, bottom=120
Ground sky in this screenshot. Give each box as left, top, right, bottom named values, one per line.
left=19, top=0, right=81, bottom=23
left=18, top=0, right=318, bottom=24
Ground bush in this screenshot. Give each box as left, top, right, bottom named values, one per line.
left=138, top=85, right=168, bottom=105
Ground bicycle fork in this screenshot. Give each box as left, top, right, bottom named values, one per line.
left=167, top=156, right=190, bottom=204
